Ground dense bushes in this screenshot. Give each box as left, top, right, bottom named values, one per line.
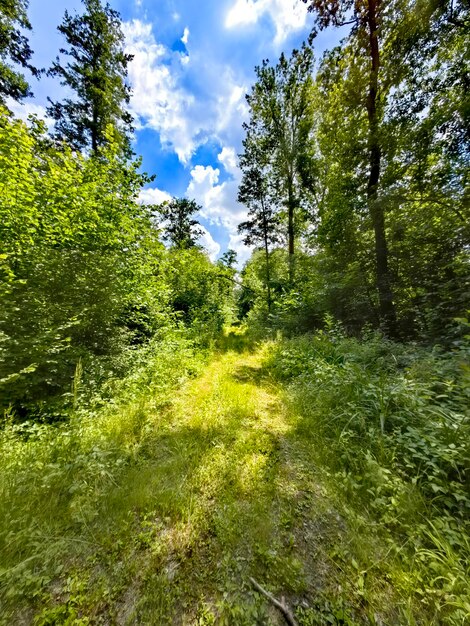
left=0, top=109, right=232, bottom=421
left=266, top=329, right=470, bottom=623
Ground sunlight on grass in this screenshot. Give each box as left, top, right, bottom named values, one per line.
left=3, top=341, right=464, bottom=625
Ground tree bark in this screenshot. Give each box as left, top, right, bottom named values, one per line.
left=365, top=0, right=397, bottom=336
left=261, top=196, right=272, bottom=312
left=287, top=175, right=295, bottom=284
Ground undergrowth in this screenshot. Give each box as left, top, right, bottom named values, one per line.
left=0, top=331, right=205, bottom=623
left=2, top=328, right=469, bottom=625
left=266, top=328, right=470, bottom=625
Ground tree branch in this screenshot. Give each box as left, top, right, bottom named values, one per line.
left=249, top=578, right=298, bottom=626
left=216, top=273, right=261, bottom=296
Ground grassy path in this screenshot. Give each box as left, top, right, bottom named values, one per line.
left=2, top=347, right=378, bottom=625
left=4, top=341, right=465, bottom=625
left=105, top=347, right=345, bottom=624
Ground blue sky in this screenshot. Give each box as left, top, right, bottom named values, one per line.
left=11, top=0, right=340, bottom=265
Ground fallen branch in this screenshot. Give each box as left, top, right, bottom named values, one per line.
left=249, top=577, right=298, bottom=626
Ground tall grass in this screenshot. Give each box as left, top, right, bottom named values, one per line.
left=0, top=332, right=205, bottom=622
left=266, top=329, right=470, bottom=625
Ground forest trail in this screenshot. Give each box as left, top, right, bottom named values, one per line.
left=113, top=346, right=343, bottom=624
left=1, top=346, right=355, bottom=625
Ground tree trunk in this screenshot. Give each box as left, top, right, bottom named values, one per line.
left=264, top=240, right=272, bottom=312
left=261, top=195, right=272, bottom=312
left=365, top=0, right=397, bottom=336
left=287, top=176, right=295, bottom=284
left=91, top=105, right=98, bottom=152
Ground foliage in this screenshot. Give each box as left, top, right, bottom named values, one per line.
left=0, top=108, right=168, bottom=417
left=238, top=124, right=281, bottom=312
left=266, top=329, right=470, bottom=623
left=0, top=0, right=38, bottom=102
left=1, top=0, right=469, bottom=624
left=47, top=0, right=133, bottom=152
left=0, top=330, right=205, bottom=622
left=163, top=247, right=236, bottom=344
left=218, top=249, right=237, bottom=269
left=157, top=197, right=204, bottom=250
left=243, top=45, right=316, bottom=281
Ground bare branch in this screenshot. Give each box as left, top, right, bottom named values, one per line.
left=249, top=578, right=298, bottom=626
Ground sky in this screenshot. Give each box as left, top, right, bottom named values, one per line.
left=10, top=0, right=340, bottom=266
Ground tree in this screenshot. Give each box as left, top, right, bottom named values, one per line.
left=300, top=0, right=469, bottom=336
left=301, top=0, right=399, bottom=334
left=238, top=130, right=280, bottom=312
left=246, top=45, right=315, bottom=282
left=0, top=108, right=166, bottom=414
left=0, top=0, right=38, bottom=102
left=381, top=0, right=470, bottom=337
left=218, top=249, right=237, bottom=270
left=47, top=0, right=133, bottom=152
left=157, top=198, right=204, bottom=250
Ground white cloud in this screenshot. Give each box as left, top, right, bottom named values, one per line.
left=123, top=19, right=197, bottom=163
left=214, top=81, right=249, bottom=141
left=7, top=100, right=54, bottom=131
left=218, top=146, right=238, bottom=177
left=225, top=0, right=308, bottom=45
left=138, top=187, right=172, bottom=205
left=198, top=225, right=221, bottom=261
left=228, top=233, right=253, bottom=267
left=181, top=27, right=190, bottom=44
left=187, top=164, right=239, bottom=230
left=186, top=152, right=250, bottom=266
left=123, top=20, right=249, bottom=165
left=122, top=22, right=253, bottom=265
left=225, top=0, right=261, bottom=27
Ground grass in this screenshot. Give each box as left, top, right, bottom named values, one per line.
left=1, top=331, right=467, bottom=624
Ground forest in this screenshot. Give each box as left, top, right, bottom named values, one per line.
left=0, top=0, right=468, bottom=624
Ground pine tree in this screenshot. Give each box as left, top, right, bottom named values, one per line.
left=0, top=0, right=38, bottom=102
left=47, top=0, right=133, bottom=152
left=158, top=198, right=204, bottom=250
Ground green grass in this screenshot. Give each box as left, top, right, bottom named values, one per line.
left=1, top=332, right=468, bottom=624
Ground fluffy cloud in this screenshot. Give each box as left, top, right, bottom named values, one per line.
left=181, top=27, right=190, bottom=44
left=138, top=187, right=172, bottom=205
left=123, top=20, right=249, bottom=164
left=122, top=20, right=253, bottom=264
left=198, top=225, right=221, bottom=261
left=123, top=19, right=196, bottom=162
left=213, top=80, right=249, bottom=145
left=218, top=146, right=239, bottom=176
left=225, top=0, right=308, bottom=44
left=7, top=100, right=54, bottom=131
left=186, top=151, right=252, bottom=266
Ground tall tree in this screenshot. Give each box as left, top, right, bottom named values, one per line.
left=218, top=249, right=238, bottom=270
left=0, top=0, right=38, bottom=102
left=382, top=0, right=470, bottom=336
left=47, top=0, right=133, bottom=152
left=238, top=129, right=280, bottom=312
left=157, top=198, right=204, bottom=250
left=246, top=45, right=315, bottom=282
left=301, top=0, right=469, bottom=335
left=301, top=0, right=399, bottom=334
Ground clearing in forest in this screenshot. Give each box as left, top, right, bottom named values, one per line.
left=106, top=348, right=373, bottom=624
left=2, top=346, right=396, bottom=625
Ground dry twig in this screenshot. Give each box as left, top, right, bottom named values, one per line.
left=249, top=577, right=298, bottom=626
